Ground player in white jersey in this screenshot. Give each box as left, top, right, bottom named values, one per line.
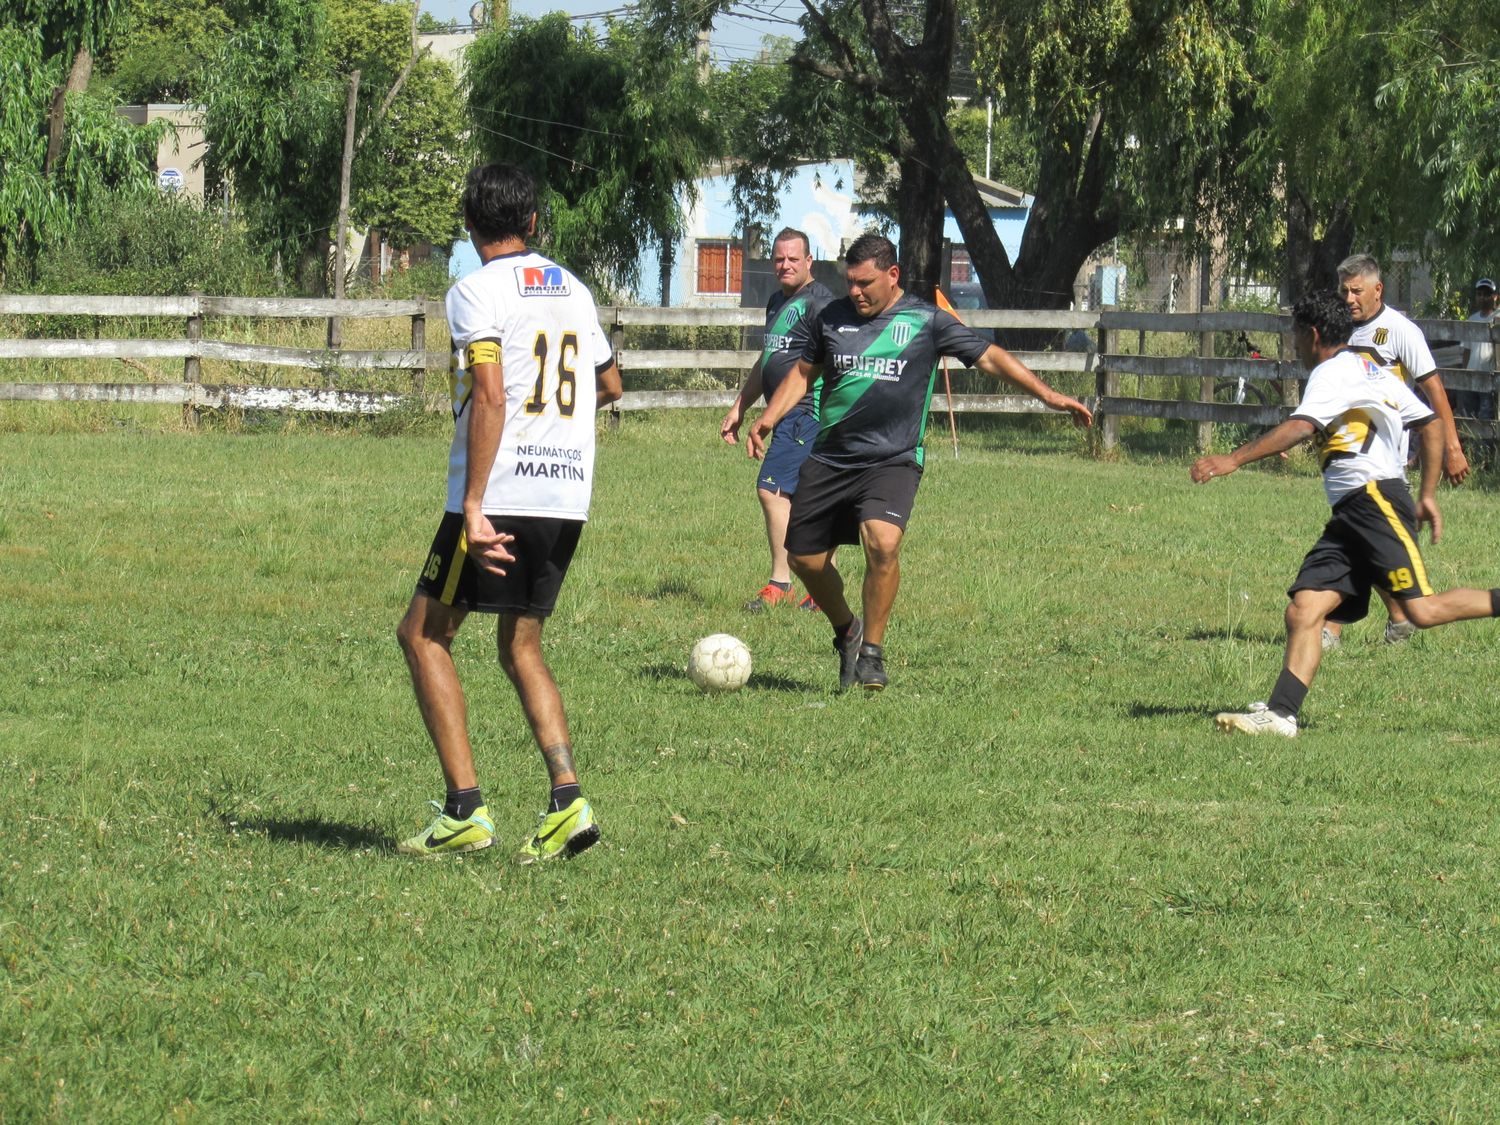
left=1191, top=290, right=1500, bottom=737
left=1327, top=254, right=1471, bottom=647
left=395, top=164, right=622, bottom=859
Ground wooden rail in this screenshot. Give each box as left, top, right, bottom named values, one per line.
left=1, top=295, right=1495, bottom=444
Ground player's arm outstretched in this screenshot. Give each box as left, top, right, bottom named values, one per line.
left=720, top=359, right=765, bottom=445
left=974, top=344, right=1093, bottom=426
left=1191, top=418, right=1318, bottom=483
left=461, top=358, right=516, bottom=575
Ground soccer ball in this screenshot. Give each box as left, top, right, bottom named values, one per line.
left=688, top=633, right=752, bottom=693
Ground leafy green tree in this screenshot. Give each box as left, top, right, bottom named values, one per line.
left=464, top=13, right=719, bottom=295
left=352, top=53, right=466, bottom=251
left=97, top=0, right=233, bottom=103
left=1378, top=3, right=1500, bottom=288
left=200, top=0, right=341, bottom=288
left=202, top=0, right=460, bottom=291
left=0, top=23, right=165, bottom=284
left=655, top=0, right=1261, bottom=309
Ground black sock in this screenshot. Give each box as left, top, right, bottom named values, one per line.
left=550, top=783, right=581, bottom=812
left=1267, top=668, right=1308, bottom=721
left=768, top=579, right=791, bottom=591
left=834, top=618, right=857, bottom=641
left=1490, top=589, right=1500, bottom=617
left=444, top=786, right=483, bottom=820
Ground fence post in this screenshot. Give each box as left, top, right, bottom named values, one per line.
left=183, top=291, right=203, bottom=428
left=410, top=304, right=426, bottom=395
left=1197, top=328, right=1215, bottom=452
left=1095, top=311, right=1118, bottom=453
left=608, top=307, right=624, bottom=431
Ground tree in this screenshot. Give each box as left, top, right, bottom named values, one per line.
left=201, top=0, right=341, bottom=288
left=202, top=0, right=464, bottom=292
left=1378, top=3, right=1500, bottom=289
left=0, top=22, right=165, bottom=284
left=464, top=13, right=719, bottom=295
left=97, top=0, right=233, bottom=104
left=352, top=53, right=467, bottom=251
left=653, top=0, right=1262, bottom=312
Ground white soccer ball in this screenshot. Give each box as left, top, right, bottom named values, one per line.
left=688, top=633, right=752, bottom=693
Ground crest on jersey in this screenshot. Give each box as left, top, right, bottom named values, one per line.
left=890, top=319, right=912, bottom=347
left=1373, top=327, right=1389, bottom=345
left=517, top=264, right=570, bottom=297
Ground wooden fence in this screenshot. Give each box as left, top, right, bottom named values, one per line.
left=2, top=294, right=1496, bottom=447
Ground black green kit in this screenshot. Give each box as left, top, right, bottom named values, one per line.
left=799, top=293, right=991, bottom=469
left=761, top=280, right=836, bottom=409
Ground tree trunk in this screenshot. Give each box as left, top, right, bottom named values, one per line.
left=895, top=156, right=944, bottom=302
left=44, top=47, right=94, bottom=176
left=1284, top=191, right=1353, bottom=302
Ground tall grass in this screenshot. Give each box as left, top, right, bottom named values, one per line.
left=3, top=413, right=1499, bottom=1120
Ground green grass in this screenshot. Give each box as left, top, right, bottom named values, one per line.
left=3, top=412, right=1500, bottom=1121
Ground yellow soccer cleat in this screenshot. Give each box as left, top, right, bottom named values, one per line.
left=514, top=798, right=600, bottom=865
left=397, top=802, right=496, bottom=857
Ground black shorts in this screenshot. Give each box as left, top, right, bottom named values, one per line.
left=1289, top=478, right=1435, bottom=625
left=415, top=512, right=582, bottom=616
left=783, top=457, right=922, bottom=555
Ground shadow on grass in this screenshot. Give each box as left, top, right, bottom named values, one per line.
left=221, top=815, right=393, bottom=852
left=1128, top=702, right=1216, bottom=718
left=1186, top=626, right=1283, bottom=645
left=639, top=661, right=816, bottom=693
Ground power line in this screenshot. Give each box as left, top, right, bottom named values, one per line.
left=467, top=119, right=604, bottom=172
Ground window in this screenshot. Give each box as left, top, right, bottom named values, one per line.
left=949, top=247, right=974, bottom=285
left=696, top=240, right=743, bottom=295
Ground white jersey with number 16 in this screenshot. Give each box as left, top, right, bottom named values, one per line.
left=444, top=251, right=613, bottom=519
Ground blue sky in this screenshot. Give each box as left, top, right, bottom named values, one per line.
left=423, top=0, right=802, bottom=67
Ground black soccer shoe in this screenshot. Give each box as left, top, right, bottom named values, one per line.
left=855, top=643, right=887, bottom=691
left=834, top=616, right=863, bottom=690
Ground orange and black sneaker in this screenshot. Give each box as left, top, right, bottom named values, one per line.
left=797, top=594, right=820, bottom=613
left=745, top=583, right=793, bottom=612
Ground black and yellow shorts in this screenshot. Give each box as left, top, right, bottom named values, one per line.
left=415, top=512, right=583, bottom=616
left=1289, top=478, right=1434, bottom=624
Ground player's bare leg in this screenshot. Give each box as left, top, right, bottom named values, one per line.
left=790, top=548, right=851, bottom=625
left=1283, top=588, right=1344, bottom=689
left=758, top=487, right=794, bottom=585
left=1402, top=588, right=1500, bottom=629
left=1218, top=588, right=1341, bottom=736
left=397, top=593, right=477, bottom=790
left=858, top=519, right=903, bottom=647
left=496, top=613, right=572, bottom=781
left=500, top=612, right=600, bottom=863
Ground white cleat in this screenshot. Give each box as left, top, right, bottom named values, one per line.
left=1215, top=707, right=1298, bottom=737
left=1321, top=626, right=1341, bottom=651
left=1384, top=620, right=1418, bottom=644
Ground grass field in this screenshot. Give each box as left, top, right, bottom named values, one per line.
left=3, top=409, right=1500, bottom=1121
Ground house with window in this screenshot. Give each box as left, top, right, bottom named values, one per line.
left=634, top=159, right=1033, bottom=308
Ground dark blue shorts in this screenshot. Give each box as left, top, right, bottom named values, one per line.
left=756, top=408, right=819, bottom=496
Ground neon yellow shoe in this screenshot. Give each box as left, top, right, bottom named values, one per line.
left=514, top=798, right=600, bottom=865
left=396, top=802, right=495, bottom=857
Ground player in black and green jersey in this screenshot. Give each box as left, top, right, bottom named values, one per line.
left=748, top=233, right=1092, bottom=691
left=720, top=228, right=836, bottom=612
